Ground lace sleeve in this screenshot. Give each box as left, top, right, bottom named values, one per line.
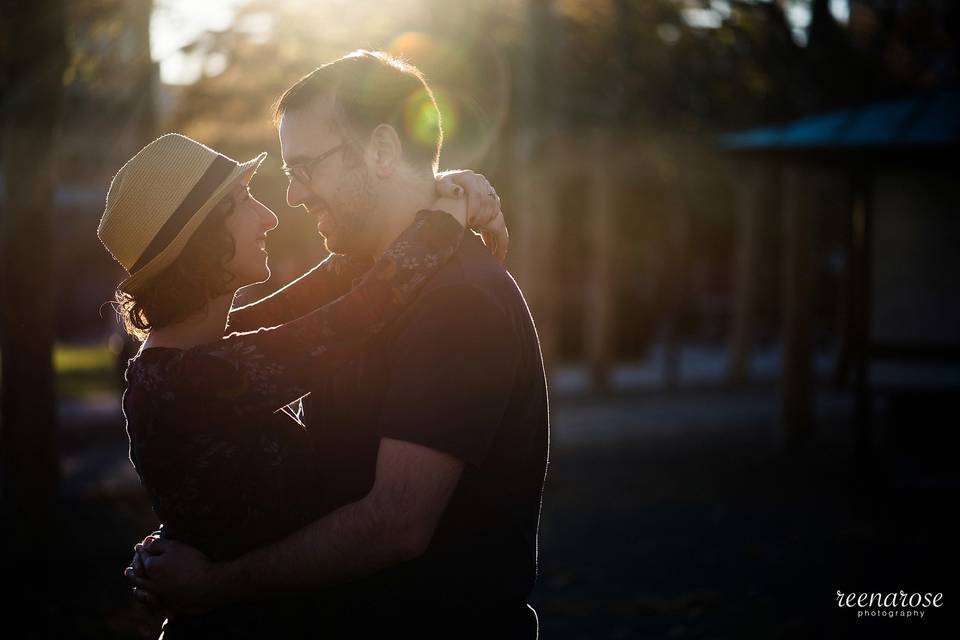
left=173, top=210, right=463, bottom=418
left=225, top=253, right=373, bottom=334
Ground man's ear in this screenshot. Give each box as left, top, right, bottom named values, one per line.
left=366, top=124, right=402, bottom=178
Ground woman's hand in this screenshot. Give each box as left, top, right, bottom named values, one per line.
left=124, top=534, right=221, bottom=615
left=125, top=535, right=167, bottom=614
left=430, top=195, right=468, bottom=228
left=435, top=170, right=508, bottom=262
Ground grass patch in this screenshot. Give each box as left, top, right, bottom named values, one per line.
left=0, top=342, right=123, bottom=399
left=55, top=343, right=119, bottom=398
left=55, top=344, right=114, bottom=373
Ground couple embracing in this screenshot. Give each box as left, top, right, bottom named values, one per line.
left=98, top=50, right=548, bottom=638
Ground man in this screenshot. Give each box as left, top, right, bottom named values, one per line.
left=127, top=50, right=549, bottom=638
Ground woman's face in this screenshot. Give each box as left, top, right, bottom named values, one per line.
left=222, top=182, right=279, bottom=289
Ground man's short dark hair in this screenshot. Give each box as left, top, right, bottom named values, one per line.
left=274, top=50, right=442, bottom=173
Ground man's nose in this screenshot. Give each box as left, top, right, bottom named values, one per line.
left=286, top=179, right=308, bottom=208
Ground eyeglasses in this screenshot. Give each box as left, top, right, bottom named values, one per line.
left=281, top=143, right=345, bottom=185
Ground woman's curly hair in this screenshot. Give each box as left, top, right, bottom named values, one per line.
left=115, top=194, right=238, bottom=341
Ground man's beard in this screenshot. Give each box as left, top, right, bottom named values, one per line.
left=324, top=164, right=378, bottom=256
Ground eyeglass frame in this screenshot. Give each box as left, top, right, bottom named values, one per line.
left=281, top=142, right=346, bottom=185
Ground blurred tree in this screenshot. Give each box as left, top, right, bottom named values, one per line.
left=60, top=0, right=157, bottom=184
left=0, top=0, right=68, bottom=624
left=54, top=0, right=158, bottom=344
left=146, top=0, right=958, bottom=345
left=157, top=0, right=522, bottom=297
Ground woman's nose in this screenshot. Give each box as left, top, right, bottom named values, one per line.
left=260, top=203, right=279, bottom=231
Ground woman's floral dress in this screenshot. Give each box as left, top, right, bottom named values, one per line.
left=122, top=211, right=463, bottom=638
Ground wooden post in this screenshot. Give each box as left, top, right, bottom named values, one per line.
left=664, top=196, right=689, bottom=390
left=585, top=131, right=616, bottom=391
left=781, top=166, right=816, bottom=449
left=850, top=168, right=873, bottom=456
left=728, top=161, right=762, bottom=384
left=537, top=170, right=560, bottom=369
left=510, top=133, right=558, bottom=368
left=536, top=178, right=560, bottom=368
left=510, top=133, right=538, bottom=294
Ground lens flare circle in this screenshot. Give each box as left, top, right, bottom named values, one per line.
left=404, top=86, right=460, bottom=150
left=388, top=30, right=511, bottom=167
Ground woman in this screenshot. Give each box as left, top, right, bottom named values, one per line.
left=97, top=133, right=505, bottom=637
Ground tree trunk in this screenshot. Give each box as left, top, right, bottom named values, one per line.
left=0, top=0, right=67, bottom=620
left=780, top=166, right=816, bottom=451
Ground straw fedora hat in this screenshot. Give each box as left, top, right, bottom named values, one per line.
left=98, top=133, right=267, bottom=294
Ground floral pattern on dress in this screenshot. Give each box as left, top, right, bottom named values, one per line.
left=123, top=210, right=463, bottom=562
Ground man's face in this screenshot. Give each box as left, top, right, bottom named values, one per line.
left=280, top=96, right=379, bottom=256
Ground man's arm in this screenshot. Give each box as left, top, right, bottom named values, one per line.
left=131, top=282, right=517, bottom=611
left=135, top=437, right=463, bottom=611
left=219, top=436, right=463, bottom=597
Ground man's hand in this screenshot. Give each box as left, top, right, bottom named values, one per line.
left=436, top=169, right=508, bottom=262
left=123, top=535, right=220, bottom=615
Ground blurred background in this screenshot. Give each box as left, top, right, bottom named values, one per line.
left=2, top=0, right=959, bottom=637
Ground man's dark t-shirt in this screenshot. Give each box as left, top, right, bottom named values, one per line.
left=311, top=232, right=549, bottom=637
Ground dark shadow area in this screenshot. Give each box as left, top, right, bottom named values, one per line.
left=530, top=391, right=959, bottom=639
left=18, top=386, right=954, bottom=638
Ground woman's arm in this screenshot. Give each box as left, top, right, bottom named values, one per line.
left=225, top=253, right=372, bottom=334
left=175, top=210, right=464, bottom=417
left=227, top=170, right=505, bottom=336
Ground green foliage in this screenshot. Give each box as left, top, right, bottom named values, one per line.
left=54, top=344, right=118, bottom=398
left=164, top=0, right=960, bottom=149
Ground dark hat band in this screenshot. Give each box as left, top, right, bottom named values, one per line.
left=130, top=155, right=236, bottom=274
